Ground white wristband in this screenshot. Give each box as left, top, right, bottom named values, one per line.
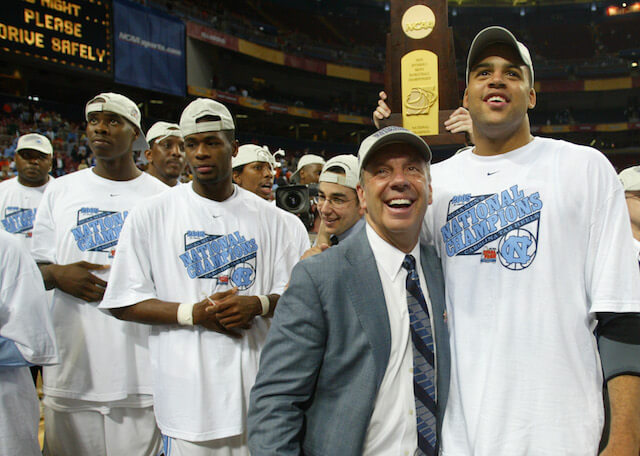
left=258, top=295, right=270, bottom=316
left=177, top=302, right=194, bottom=326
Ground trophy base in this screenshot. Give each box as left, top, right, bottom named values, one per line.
left=378, top=111, right=468, bottom=147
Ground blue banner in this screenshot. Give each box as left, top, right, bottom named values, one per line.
left=114, top=0, right=185, bottom=96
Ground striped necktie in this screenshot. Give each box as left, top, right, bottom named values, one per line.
left=402, top=254, right=437, bottom=456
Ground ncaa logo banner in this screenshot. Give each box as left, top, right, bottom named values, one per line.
left=441, top=185, right=543, bottom=270
left=179, top=230, right=258, bottom=290
left=113, top=0, right=185, bottom=96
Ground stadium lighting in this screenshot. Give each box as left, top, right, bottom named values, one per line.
left=632, top=61, right=639, bottom=68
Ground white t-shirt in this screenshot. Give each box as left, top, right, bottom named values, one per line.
left=0, top=230, right=58, bottom=456
left=0, top=176, right=52, bottom=250
left=278, top=207, right=311, bottom=258
left=270, top=198, right=312, bottom=256
left=423, top=137, right=640, bottom=456
left=31, top=168, right=168, bottom=403
left=100, top=183, right=301, bottom=441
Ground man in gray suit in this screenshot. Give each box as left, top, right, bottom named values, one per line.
left=248, top=126, right=450, bottom=456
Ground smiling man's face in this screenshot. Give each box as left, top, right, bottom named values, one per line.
left=463, top=43, right=536, bottom=142
left=357, top=143, right=431, bottom=252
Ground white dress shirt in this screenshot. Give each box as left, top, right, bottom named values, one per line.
left=362, top=223, right=437, bottom=456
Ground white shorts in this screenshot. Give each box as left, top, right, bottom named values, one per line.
left=162, top=433, right=249, bottom=456
left=43, top=405, right=162, bottom=456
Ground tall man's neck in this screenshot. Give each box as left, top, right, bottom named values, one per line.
left=93, top=154, right=141, bottom=181
left=473, top=117, right=534, bottom=157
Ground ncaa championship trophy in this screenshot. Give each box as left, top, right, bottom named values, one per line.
left=383, top=0, right=466, bottom=146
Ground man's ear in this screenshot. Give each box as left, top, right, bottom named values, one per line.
left=528, top=87, right=537, bottom=110
left=462, top=88, right=469, bottom=109
left=144, top=149, right=153, bottom=164
left=356, top=183, right=367, bottom=212
left=231, top=140, right=239, bottom=158
left=232, top=169, right=242, bottom=185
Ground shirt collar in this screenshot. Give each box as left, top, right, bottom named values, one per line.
left=365, top=222, right=421, bottom=281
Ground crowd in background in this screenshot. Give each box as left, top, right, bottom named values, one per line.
left=0, top=99, right=312, bottom=186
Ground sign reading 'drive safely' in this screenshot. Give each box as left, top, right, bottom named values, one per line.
left=0, top=0, right=111, bottom=73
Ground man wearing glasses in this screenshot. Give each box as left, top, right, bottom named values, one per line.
left=303, top=155, right=364, bottom=258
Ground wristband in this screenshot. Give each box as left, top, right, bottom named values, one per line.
left=258, top=295, right=270, bottom=316
left=177, top=302, right=194, bottom=326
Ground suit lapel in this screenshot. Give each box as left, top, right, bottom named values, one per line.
left=344, top=229, right=391, bottom=385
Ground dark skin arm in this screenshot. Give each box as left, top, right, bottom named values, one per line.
left=210, top=292, right=280, bottom=327
left=110, top=289, right=241, bottom=338
left=109, top=289, right=279, bottom=337
left=600, top=375, right=640, bottom=455
left=38, top=261, right=109, bottom=302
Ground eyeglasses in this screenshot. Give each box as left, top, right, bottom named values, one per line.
left=313, top=195, right=355, bottom=208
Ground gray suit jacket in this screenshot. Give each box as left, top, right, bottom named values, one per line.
left=248, top=227, right=450, bottom=456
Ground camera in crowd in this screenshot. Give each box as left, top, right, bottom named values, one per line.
left=275, top=183, right=318, bottom=230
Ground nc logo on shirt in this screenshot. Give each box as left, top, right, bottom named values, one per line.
left=440, top=185, right=543, bottom=270
left=71, top=208, right=128, bottom=253
left=2, top=206, right=36, bottom=236
left=179, top=230, right=258, bottom=290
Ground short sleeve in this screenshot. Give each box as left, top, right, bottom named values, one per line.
left=31, top=183, right=57, bottom=264
left=100, top=207, right=157, bottom=309
left=270, top=213, right=305, bottom=296
left=585, top=159, right=640, bottom=313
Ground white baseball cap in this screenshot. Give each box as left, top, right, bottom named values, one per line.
left=85, top=92, right=148, bottom=151
left=233, top=144, right=277, bottom=169
left=16, top=133, right=53, bottom=156
left=466, top=26, right=534, bottom=85
left=146, top=121, right=183, bottom=145
left=179, top=98, right=235, bottom=138
left=358, top=126, right=432, bottom=175
left=291, top=154, right=326, bottom=181
left=319, top=155, right=359, bottom=189
left=619, top=166, right=640, bottom=191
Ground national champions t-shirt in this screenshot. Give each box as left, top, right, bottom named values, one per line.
left=423, top=137, right=640, bottom=455
left=31, top=168, right=168, bottom=402
left=0, top=176, right=52, bottom=250
left=100, top=183, right=302, bottom=441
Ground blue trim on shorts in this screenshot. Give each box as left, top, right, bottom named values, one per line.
left=161, top=434, right=172, bottom=456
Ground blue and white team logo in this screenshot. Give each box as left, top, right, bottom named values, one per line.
left=441, top=185, right=543, bottom=271
left=71, top=208, right=128, bottom=256
left=497, top=228, right=537, bottom=270
left=179, top=230, right=258, bottom=290
left=2, top=206, right=36, bottom=236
